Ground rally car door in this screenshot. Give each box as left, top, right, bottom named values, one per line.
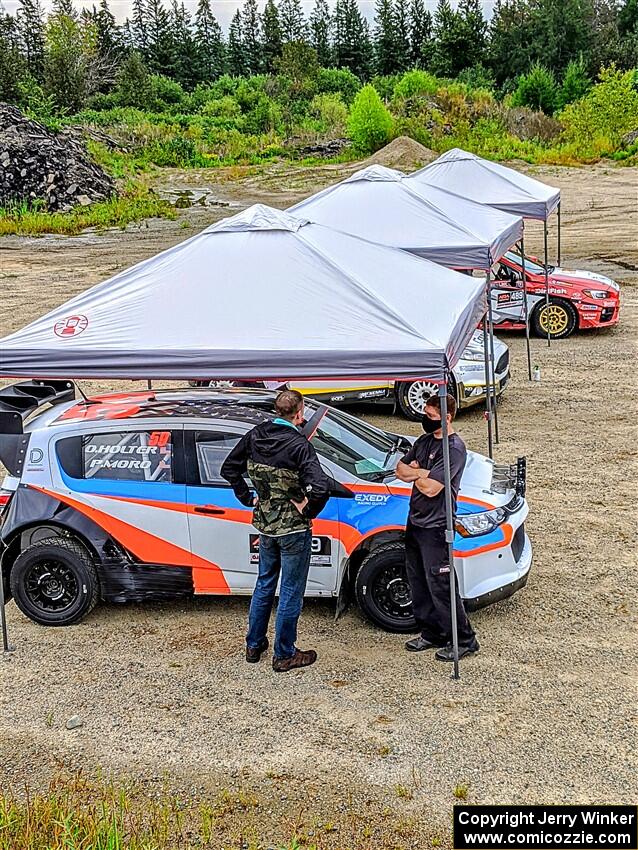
left=184, top=428, right=340, bottom=596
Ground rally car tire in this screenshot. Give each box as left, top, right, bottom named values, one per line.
left=10, top=536, right=99, bottom=626
left=395, top=377, right=456, bottom=421
left=531, top=298, right=578, bottom=340
left=355, top=542, right=417, bottom=633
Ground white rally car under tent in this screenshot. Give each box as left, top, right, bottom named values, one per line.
left=0, top=203, right=493, bottom=677
left=408, top=148, right=562, bottom=374
left=290, top=164, right=524, bottom=456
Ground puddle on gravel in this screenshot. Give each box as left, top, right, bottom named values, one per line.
left=157, top=187, right=240, bottom=210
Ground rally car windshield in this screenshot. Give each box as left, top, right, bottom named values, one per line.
left=504, top=251, right=547, bottom=275
left=303, top=402, right=409, bottom=481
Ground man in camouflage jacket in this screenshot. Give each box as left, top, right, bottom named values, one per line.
left=221, top=390, right=331, bottom=672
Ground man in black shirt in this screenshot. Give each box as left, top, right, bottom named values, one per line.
left=396, top=393, right=479, bottom=662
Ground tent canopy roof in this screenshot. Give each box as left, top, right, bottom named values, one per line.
left=0, top=204, right=486, bottom=383
left=289, top=164, right=522, bottom=269
left=409, top=148, right=560, bottom=220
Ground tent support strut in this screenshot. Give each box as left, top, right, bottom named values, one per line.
left=557, top=202, right=562, bottom=267
left=544, top=221, right=551, bottom=347
left=486, top=270, right=499, bottom=444
left=482, top=312, right=493, bottom=459
left=0, top=566, right=15, bottom=654
left=439, top=381, right=460, bottom=680
left=521, top=235, right=532, bottom=381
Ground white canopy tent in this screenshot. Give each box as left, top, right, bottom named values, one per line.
left=290, top=165, right=524, bottom=454
left=289, top=164, right=523, bottom=270
left=0, top=204, right=486, bottom=383
left=409, top=148, right=562, bottom=361
left=0, top=203, right=487, bottom=677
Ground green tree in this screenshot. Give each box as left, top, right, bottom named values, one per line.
left=334, top=0, right=373, bottom=79
left=279, top=0, right=307, bottom=42
left=16, top=0, right=46, bottom=81
left=557, top=55, right=591, bottom=107
left=394, top=0, right=411, bottom=70
left=429, top=0, right=463, bottom=76
left=409, top=0, right=433, bottom=68
left=309, top=0, right=333, bottom=67
left=457, top=0, right=486, bottom=70
left=228, top=9, right=247, bottom=76
left=94, top=0, right=122, bottom=64
left=241, top=0, right=263, bottom=74
left=347, top=82, right=393, bottom=151
left=560, top=65, right=638, bottom=149
left=146, top=0, right=174, bottom=74
left=262, top=0, right=283, bottom=72
left=488, top=0, right=536, bottom=87
left=0, top=13, right=27, bottom=102
left=194, top=0, right=226, bottom=81
left=510, top=61, right=559, bottom=112
left=130, top=0, right=149, bottom=52
left=114, top=49, right=152, bottom=106
left=44, top=9, right=98, bottom=112
left=374, top=0, right=399, bottom=75
left=170, top=0, right=198, bottom=88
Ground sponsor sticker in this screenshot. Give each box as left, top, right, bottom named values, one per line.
left=54, top=315, right=89, bottom=338
left=249, top=534, right=332, bottom=566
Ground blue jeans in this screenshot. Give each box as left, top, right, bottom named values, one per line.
left=246, top=530, right=312, bottom=660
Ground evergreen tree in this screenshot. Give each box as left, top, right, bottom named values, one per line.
left=409, top=0, right=432, bottom=67
left=394, top=0, right=411, bottom=70
left=52, top=0, right=77, bottom=19
left=114, top=49, right=151, bottom=106
left=279, top=0, right=307, bottom=43
left=170, top=0, right=198, bottom=88
left=374, top=0, right=398, bottom=75
left=334, top=0, right=373, bottom=79
left=309, top=0, right=332, bottom=66
left=16, top=0, right=46, bottom=80
left=262, top=0, right=283, bottom=72
left=430, top=0, right=464, bottom=76
left=457, top=0, right=486, bottom=70
left=241, top=0, right=263, bottom=73
left=131, top=0, right=149, bottom=52
left=95, top=0, right=121, bottom=64
left=44, top=7, right=96, bottom=112
left=194, top=0, right=226, bottom=81
left=228, top=9, right=247, bottom=76
left=146, top=0, right=174, bottom=74
left=0, top=13, right=27, bottom=102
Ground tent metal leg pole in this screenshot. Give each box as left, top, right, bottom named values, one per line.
left=486, top=271, right=499, bottom=444
left=521, top=235, right=532, bottom=381
left=544, top=222, right=551, bottom=347
left=439, top=382, right=460, bottom=680
left=0, top=568, right=15, bottom=654
left=482, top=313, right=493, bottom=459
left=557, top=203, right=561, bottom=267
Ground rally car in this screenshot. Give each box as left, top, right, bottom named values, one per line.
left=493, top=251, right=621, bottom=339
left=0, top=382, right=531, bottom=633
left=192, top=329, right=511, bottom=422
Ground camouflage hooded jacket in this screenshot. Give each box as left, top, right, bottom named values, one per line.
left=220, top=419, right=331, bottom=536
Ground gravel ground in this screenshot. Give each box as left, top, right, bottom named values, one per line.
left=0, top=161, right=636, bottom=848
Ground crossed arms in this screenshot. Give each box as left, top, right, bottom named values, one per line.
left=395, top=459, right=444, bottom=497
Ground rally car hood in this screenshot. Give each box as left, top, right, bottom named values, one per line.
left=386, top=448, right=512, bottom=511
left=463, top=329, right=507, bottom=359
left=550, top=268, right=620, bottom=292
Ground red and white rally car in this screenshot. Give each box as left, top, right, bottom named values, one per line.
left=492, top=251, right=621, bottom=339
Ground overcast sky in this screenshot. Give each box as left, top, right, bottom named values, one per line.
left=2, top=0, right=494, bottom=31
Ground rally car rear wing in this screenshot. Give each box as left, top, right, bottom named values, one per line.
left=0, top=380, right=75, bottom=476
left=491, top=456, right=526, bottom=498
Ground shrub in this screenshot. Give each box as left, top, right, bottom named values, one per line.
left=316, top=67, right=361, bottom=104
left=310, top=93, right=348, bottom=134
left=148, top=74, right=185, bottom=107
left=347, top=84, right=393, bottom=153
left=200, top=96, right=242, bottom=120
left=393, top=70, right=440, bottom=100
left=510, top=63, right=558, bottom=115
left=559, top=65, right=638, bottom=155
left=557, top=57, right=591, bottom=110
left=457, top=64, right=496, bottom=93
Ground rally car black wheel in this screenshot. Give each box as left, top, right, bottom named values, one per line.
left=355, top=542, right=417, bottom=633
left=532, top=298, right=578, bottom=339
left=10, top=537, right=99, bottom=626
left=395, top=378, right=456, bottom=421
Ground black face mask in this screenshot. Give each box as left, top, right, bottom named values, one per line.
left=422, top=415, right=442, bottom=433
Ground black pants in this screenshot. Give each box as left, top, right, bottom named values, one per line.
left=405, top=523, right=476, bottom=647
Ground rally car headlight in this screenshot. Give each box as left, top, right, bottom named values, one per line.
left=456, top=507, right=506, bottom=537
left=461, top=347, right=485, bottom=362
left=583, top=289, right=610, bottom=299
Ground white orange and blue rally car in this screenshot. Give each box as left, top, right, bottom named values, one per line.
left=0, top=383, right=531, bottom=632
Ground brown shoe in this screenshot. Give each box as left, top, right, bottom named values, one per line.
left=246, top=638, right=269, bottom=663
left=272, top=649, right=317, bottom=673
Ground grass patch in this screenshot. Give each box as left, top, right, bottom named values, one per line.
left=0, top=189, right=175, bottom=237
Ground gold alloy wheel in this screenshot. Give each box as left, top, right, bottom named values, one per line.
left=538, top=303, right=570, bottom=336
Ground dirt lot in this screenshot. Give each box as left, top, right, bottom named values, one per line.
left=0, top=159, right=637, bottom=848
